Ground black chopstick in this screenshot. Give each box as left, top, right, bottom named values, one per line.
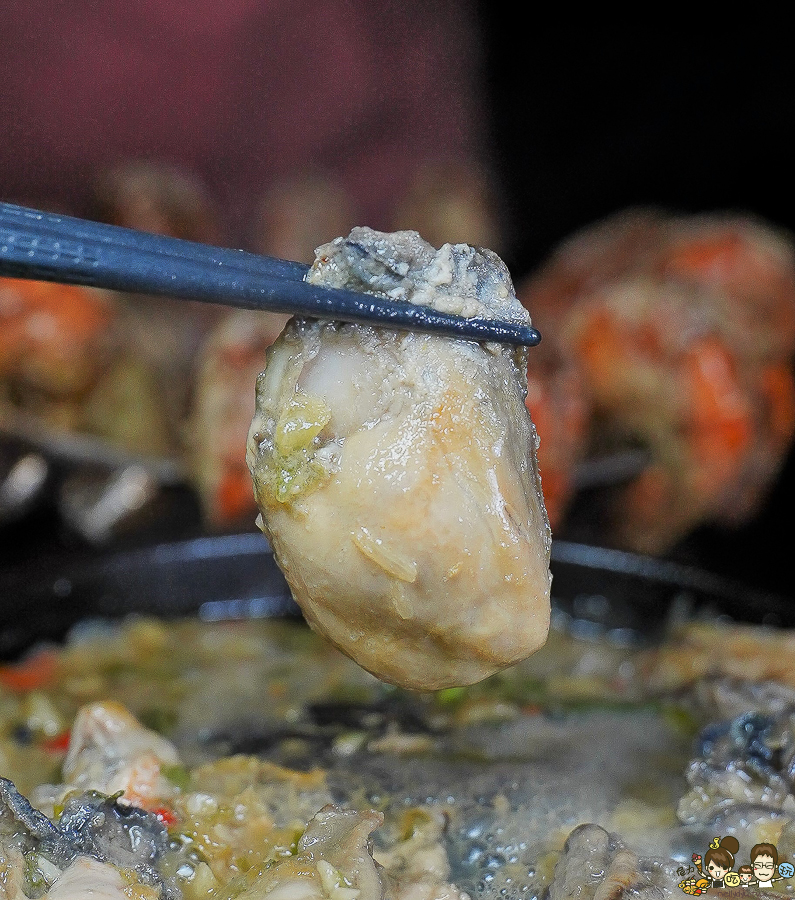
left=0, top=200, right=307, bottom=281
left=0, top=201, right=541, bottom=346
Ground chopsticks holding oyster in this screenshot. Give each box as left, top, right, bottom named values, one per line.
left=1, top=202, right=552, bottom=691
left=0, top=202, right=541, bottom=347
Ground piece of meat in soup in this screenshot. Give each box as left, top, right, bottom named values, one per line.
left=247, top=228, right=552, bottom=690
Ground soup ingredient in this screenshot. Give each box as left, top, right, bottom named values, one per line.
left=548, top=824, right=667, bottom=900
left=1, top=686, right=470, bottom=900
left=61, top=700, right=181, bottom=810
left=247, top=228, right=551, bottom=691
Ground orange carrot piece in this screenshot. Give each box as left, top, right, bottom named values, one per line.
left=0, top=648, right=58, bottom=692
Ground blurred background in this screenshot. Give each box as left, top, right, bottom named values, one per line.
left=1, top=9, right=793, bottom=601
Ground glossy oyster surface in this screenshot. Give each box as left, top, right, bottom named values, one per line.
left=247, top=228, right=551, bottom=690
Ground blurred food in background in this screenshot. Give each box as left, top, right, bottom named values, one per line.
left=251, top=170, right=360, bottom=264
left=522, top=326, right=590, bottom=533
left=0, top=280, right=115, bottom=412
left=0, top=161, right=229, bottom=537
left=90, top=160, right=224, bottom=245
left=190, top=309, right=289, bottom=528
left=1, top=0, right=498, bottom=542
left=0, top=150, right=508, bottom=539
left=86, top=161, right=227, bottom=440
left=3, top=186, right=795, bottom=562
left=389, top=158, right=505, bottom=254
left=0, top=279, right=175, bottom=459
left=519, top=208, right=795, bottom=555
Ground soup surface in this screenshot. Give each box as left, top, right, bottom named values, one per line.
left=3, top=615, right=795, bottom=900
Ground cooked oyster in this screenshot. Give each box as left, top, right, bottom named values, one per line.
left=247, top=228, right=551, bottom=690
